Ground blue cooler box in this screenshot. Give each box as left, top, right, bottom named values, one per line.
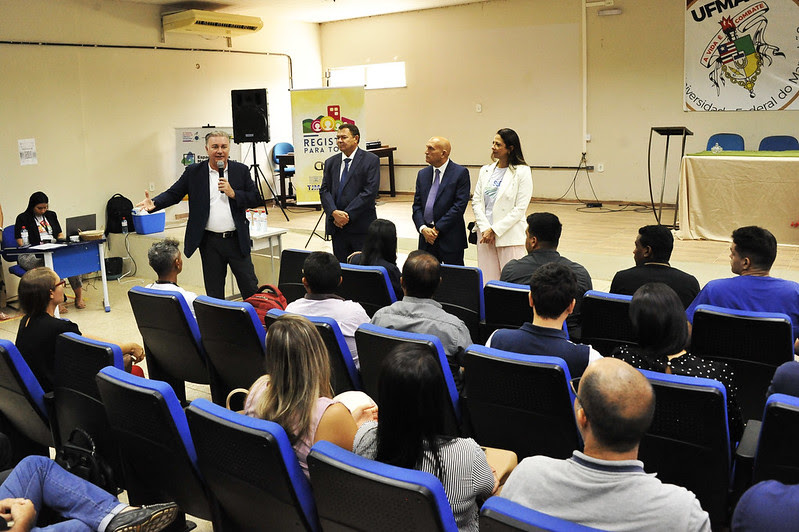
left=131, top=211, right=166, bottom=234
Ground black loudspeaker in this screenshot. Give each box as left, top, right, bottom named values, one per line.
left=232, top=89, right=269, bottom=143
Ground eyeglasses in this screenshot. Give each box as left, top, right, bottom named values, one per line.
left=53, top=279, right=67, bottom=289
left=569, top=377, right=580, bottom=398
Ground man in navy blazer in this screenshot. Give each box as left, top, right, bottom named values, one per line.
left=319, top=124, right=380, bottom=262
left=137, top=131, right=262, bottom=300
left=411, top=137, right=471, bottom=265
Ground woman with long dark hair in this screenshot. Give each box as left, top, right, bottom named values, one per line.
left=471, top=128, right=533, bottom=282
left=353, top=344, right=496, bottom=532
left=14, top=192, right=85, bottom=310
left=612, top=282, right=743, bottom=441
left=348, top=218, right=402, bottom=299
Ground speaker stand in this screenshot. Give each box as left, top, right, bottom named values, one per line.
left=250, top=143, right=289, bottom=222
left=305, top=211, right=329, bottom=248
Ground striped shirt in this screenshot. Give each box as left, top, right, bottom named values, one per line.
left=353, top=421, right=494, bottom=532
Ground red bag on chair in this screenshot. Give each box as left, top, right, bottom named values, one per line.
left=245, top=284, right=287, bottom=323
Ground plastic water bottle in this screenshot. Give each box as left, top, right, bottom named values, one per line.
left=121, top=218, right=128, bottom=234
left=711, top=142, right=723, bottom=154
left=259, top=211, right=268, bottom=232
left=20, top=226, right=29, bottom=246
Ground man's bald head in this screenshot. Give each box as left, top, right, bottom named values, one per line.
left=401, top=250, right=441, bottom=298
left=578, top=358, right=655, bottom=453
left=425, top=137, right=451, bottom=167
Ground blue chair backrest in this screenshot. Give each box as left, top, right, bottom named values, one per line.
left=435, top=264, right=485, bottom=341
left=758, top=135, right=799, bottom=151
left=193, top=296, right=266, bottom=395
left=637, top=368, right=730, bottom=526
left=580, top=290, right=635, bottom=356
left=483, top=280, right=532, bottom=339
left=464, top=345, right=580, bottom=461
left=267, top=308, right=362, bottom=393
left=96, top=366, right=217, bottom=522
left=186, top=398, right=319, bottom=531
left=308, top=440, right=458, bottom=532
left=1, top=226, right=25, bottom=273
left=278, top=248, right=312, bottom=304
left=753, top=393, right=799, bottom=484
left=338, top=263, right=397, bottom=316
left=480, top=496, right=602, bottom=531
left=272, top=142, right=294, bottom=164
left=707, top=133, right=744, bottom=151
left=355, top=323, right=460, bottom=431
left=0, top=339, right=51, bottom=449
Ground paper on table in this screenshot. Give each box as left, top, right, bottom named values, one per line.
left=29, top=243, right=67, bottom=250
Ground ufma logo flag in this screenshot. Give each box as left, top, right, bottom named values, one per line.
left=685, top=0, right=799, bottom=111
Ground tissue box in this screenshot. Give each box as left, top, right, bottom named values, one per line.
left=131, top=211, right=166, bottom=234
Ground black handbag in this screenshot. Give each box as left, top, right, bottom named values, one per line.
left=55, top=428, right=116, bottom=493
left=467, top=221, right=478, bottom=245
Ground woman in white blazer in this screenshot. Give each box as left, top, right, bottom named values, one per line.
left=472, top=128, right=533, bottom=283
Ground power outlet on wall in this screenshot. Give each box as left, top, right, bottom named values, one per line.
left=597, top=163, right=604, bottom=172
left=148, top=182, right=156, bottom=191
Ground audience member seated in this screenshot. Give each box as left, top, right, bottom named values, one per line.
left=686, top=226, right=799, bottom=352
left=610, top=225, right=700, bottom=308
left=244, top=314, right=376, bottom=477
left=500, top=213, right=592, bottom=340
left=14, top=267, right=144, bottom=392
left=285, top=251, right=370, bottom=368
left=353, top=344, right=497, bottom=532
left=143, top=238, right=198, bottom=314
left=612, top=283, right=743, bottom=442
left=767, top=361, right=799, bottom=398
left=370, top=250, right=472, bottom=376
left=501, top=357, right=710, bottom=531
left=487, top=262, right=601, bottom=379
left=732, top=480, right=799, bottom=531
left=14, top=192, right=85, bottom=311
left=347, top=218, right=403, bottom=300
left=0, top=455, right=177, bottom=532
left=0, top=202, right=10, bottom=321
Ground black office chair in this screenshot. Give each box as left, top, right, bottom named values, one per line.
left=483, top=280, right=531, bottom=340
left=127, top=286, right=213, bottom=404
left=752, top=393, right=799, bottom=484
left=463, top=345, right=580, bottom=461
left=186, top=398, right=320, bottom=531
left=266, top=309, right=362, bottom=394
left=278, top=249, right=311, bottom=305
left=580, top=290, right=636, bottom=356
left=96, top=367, right=220, bottom=528
left=355, top=324, right=461, bottom=435
left=637, top=369, right=731, bottom=527
left=337, top=263, right=397, bottom=317
left=308, top=440, right=458, bottom=532
left=691, top=304, right=794, bottom=421
left=480, top=496, right=601, bottom=532
left=52, top=333, right=126, bottom=493
left=435, top=264, right=484, bottom=342
left=193, top=296, right=267, bottom=398
left=0, top=339, right=52, bottom=460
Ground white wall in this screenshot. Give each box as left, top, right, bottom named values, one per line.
left=0, top=0, right=322, bottom=227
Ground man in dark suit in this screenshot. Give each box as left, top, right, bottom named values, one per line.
left=319, top=124, right=380, bottom=262
left=137, top=130, right=261, bottom=300
left=411, top=136, right=471, bottom=265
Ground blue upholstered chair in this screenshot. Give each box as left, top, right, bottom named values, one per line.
left=127, top=286, right=212, bottom=404
left=308, top=440, right=458, bottom=532
left=463, top=345, right=580, bottom=461
left=580, top=290, right=636, bottom=356
left=266, top=309, right=362, bottom=393
left=483, top=280, right=532, bottom=340
left=752, top=393, right=799, bottom=485
left=338, top=263, right=397, bottom=317
left=278, top=248, right=311, bottom=305
left=355, top=323, right=461, bottom=435
left=435, top=264, right=484, bottom=342
left=1, top=226, right=26, bottom=279
left=96, top=367, right=220, bottom=528
left=758, top=135, right=799, bottom=151
left=480, top=496, right=602, bottom=531
left=272, top=142, right=295, bottom=198
left=706, top=133, right=745, bottom=151
left=186, top=398, right=320, bottom=531
left=637, top=369, right=731, bottom=527
left=193, top=296, right=266, bottom=397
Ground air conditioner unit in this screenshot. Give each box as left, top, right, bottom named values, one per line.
left=162, top=10, right=263, bottom=37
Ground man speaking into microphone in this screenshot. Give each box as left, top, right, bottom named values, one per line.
left=137, top=130, right=261, bottom=300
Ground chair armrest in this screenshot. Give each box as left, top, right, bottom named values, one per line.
left=735, top=420, right=762, bottom=461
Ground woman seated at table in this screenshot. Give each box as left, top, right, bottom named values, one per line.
left=244, top=314, right=377, bottom=476
left=14, top=191, right=85, bottom=310
left=347, top=218, right=403, bottom=300
left=353, top=344, right=498, bottom=532
left=611, top=282, right=744, bottom=442
left=15, top=267, right=144, bottom=393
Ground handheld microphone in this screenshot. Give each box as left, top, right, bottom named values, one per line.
left=217, top=160, right=225, bottom=194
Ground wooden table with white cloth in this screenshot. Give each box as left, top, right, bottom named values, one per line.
left=677, top=151, right=799, bottom=246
